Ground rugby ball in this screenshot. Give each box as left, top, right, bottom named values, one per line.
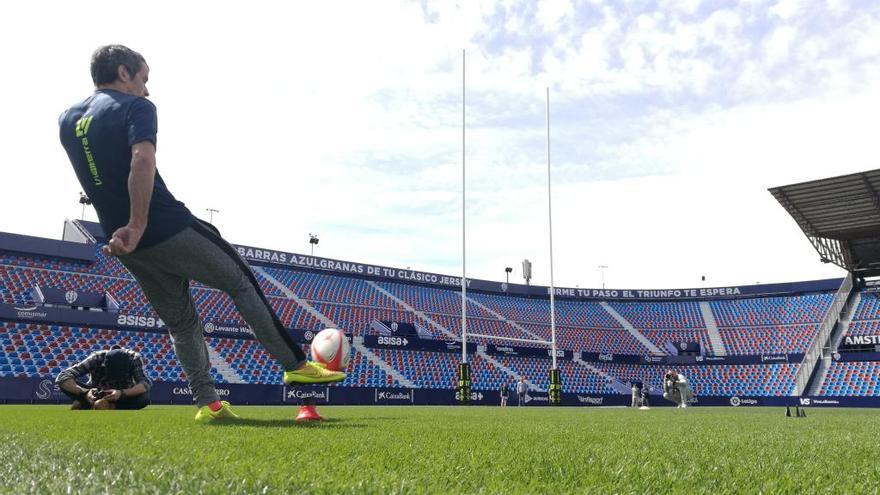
left=310, top=328, right=351, bottom=371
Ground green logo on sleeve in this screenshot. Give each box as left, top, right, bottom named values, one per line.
left=75, top=115, right=101, bottom=186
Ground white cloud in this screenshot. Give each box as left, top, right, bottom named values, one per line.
left=770, top=0, right=808, bottom=20
left=537, top=0, right=574, bottom=32
left=0, top=0, right=878, bottom=291
left=764, top=26, right=797, bottom=65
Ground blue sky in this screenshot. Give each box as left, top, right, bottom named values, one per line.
left=1, top=0, right=879, bottom=289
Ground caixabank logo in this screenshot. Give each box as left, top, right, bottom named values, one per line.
left=378, top=392, right=407, bottom=400
left=285, top=387, right=328, bottom=402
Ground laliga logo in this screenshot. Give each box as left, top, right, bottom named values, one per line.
left=679, top=342, right=687, bottom=350
left=65, top=290, right=79, bottom=304
left=204, top=323, right=215, bottom=334
left=730, top=396, right=741, bottom=407
left=832, top=352, right=841, bottom=361
left=304, top=331, right=314, bottom=341
left=35, top=379, right=56, bottom=400
left=501, top=282, right=508, bottom=292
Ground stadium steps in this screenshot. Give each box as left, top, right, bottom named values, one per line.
left=699, top=301, right=727, bottom=355
left=830, top=291, right=860, bottom=352
left=206, top=344, right=247, bottom=384
left=465, top=297, right=545, bottom=342
left=63, top=219, right=97, bottom=244
left=807, top=356, right=832, bottom=396
left=572, top=356, right=632, bottom=394
left=352, top=336, right=415, bottom=388
left=807, top=292, right=861, bottom=395
left=476, top=348, right=541, bottom=392
left=365, top=281, right=457, bottom=339
left=253, top=267, right=338, bottom=328
left=599, top=302, right=664, bottom=355
left=795, top=274, right=854, bottom=395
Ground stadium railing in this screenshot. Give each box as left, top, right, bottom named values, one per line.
left=793, top=273, right=852, bottom=395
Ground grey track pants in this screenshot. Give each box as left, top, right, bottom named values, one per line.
left=119, top=220, right=306, bottom=407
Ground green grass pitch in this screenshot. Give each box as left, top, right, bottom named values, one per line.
left=2, top=405, right=879, bottom=494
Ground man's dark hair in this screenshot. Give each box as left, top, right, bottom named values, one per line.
left=104, top=349, right=131, bottom=381
left=90, top=45, right=146, bottom=86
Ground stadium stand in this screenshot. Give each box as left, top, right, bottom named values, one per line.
left=607, top=301, right=704, bottom=329
left=0, top=238, right=854, bottom=406
left=819, top=361, right=880, bottom=396
left=0, top=321, right=226, bottom=384
left=709, top=294, right=833, bottom=327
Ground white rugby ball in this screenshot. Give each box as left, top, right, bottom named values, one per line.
left=310, top=328, right=351, bottom=371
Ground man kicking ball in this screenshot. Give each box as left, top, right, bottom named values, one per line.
left=59, top=45, right=345, bottom=422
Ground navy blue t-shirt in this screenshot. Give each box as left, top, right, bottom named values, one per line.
left=59, top=89, right=194, bottom=249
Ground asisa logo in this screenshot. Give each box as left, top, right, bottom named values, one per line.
left=117, top=314, right=165, bottom=329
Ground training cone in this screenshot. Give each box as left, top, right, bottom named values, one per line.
left=296, top=405, right=324, bottom=422
left=785, top=406, right=792, bottom=417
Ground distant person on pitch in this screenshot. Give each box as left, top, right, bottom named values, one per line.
left=56, top=345, right=150, bottom=410
left=516, top=377, right=528, bottom=406
left=500, top=381, right=510, bottom=407
left=59, top=45, right=345, bottom=422
left=663, top=370, right=694, bottom=408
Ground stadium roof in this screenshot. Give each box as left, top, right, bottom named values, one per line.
left=769, top=169, right=880, bottom=277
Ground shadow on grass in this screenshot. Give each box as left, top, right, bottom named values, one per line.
left=202, top=417, right=366, bottom=429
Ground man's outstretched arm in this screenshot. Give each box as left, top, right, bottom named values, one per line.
left=104, top=141, right=155, bottom=256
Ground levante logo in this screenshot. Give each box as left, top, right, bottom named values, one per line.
left=64, top=290, right=78, bottom=304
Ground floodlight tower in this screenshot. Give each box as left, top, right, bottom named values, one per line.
left=78, top=192, right=92, bottom=220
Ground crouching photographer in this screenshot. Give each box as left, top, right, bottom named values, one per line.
left=55, top=345, right=151, bottom=410
left=662, top=370, right=694, bottom=408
